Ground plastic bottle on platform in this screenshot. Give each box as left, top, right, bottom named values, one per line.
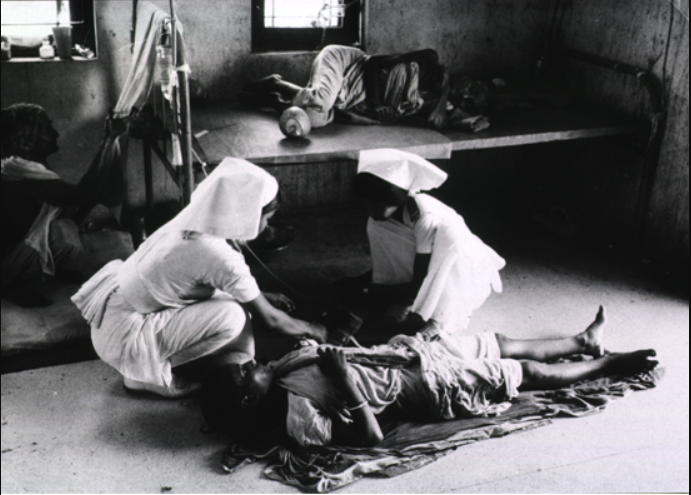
left=157, top=27, right=173, bottom=100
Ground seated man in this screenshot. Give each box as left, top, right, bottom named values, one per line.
left=1, top=103, right=125, bottom=307
left=242, top=45, right=456, bottom=136
left=200, top=306, right=658, bottom=448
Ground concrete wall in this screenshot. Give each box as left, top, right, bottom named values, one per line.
left=536, top=0, right=689, bottom=271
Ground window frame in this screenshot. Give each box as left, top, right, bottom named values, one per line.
left=1, top=0, right=98, bottom=62
left=251, top=0, right=363, bottom=53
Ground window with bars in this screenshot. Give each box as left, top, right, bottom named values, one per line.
left=252, top=0, right=362, bottom=52
left=1, top=0, right=97, bottom=61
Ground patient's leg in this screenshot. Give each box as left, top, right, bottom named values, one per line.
left=519, top=349, right=658, bottom=390
left=496, top=305, right=607, bottom=362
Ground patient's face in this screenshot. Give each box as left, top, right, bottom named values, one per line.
left=229, top=360, right=272, bottom=408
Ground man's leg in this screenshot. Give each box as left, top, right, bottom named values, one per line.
left=519, top=349, right=658, bottom=390
left=496, top=306, right=607, bottom=361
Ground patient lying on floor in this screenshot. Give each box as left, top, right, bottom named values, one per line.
left=200, top=306, right=657, bottom=448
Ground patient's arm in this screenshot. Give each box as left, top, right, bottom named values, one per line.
left=318, top=347, right=384, bottom=447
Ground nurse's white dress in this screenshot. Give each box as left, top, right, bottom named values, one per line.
left=72, top=230, right=259, bottom=387
left=367, top=193, right=505, bottom=333
left=72, top=157, right=278, bottom=388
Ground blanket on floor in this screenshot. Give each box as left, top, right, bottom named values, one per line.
left=219, top=364, right=663, bottom=493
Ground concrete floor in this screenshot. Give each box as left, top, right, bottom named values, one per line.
left=1, top=205, right=689, bottom=494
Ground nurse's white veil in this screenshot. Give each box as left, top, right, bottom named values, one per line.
left=358, top=148, right=448, bottom=193
left=163, top=157, right=279, bottom=240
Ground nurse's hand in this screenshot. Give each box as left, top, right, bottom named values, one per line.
left=308, top=322, right=328, bottom=344
left=264, top=292, right=295, bottom=313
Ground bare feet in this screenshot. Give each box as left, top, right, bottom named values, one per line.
left=605, top=349, right=658, bottom=375
left=123, top=376, right=201, bottom=399
left=578, top=305, right=607, bottom=357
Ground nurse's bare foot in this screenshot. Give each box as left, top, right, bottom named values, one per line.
left=605, top=349, right=658, bottom=375
left=123, top=376, right=201, bottom=399
left=578, top=305, right=606, bottom=357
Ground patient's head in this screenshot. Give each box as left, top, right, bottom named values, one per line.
left=279, top=106, right=312, bottom=138
left=449, top=76, right=495, bottom=116
left=1, top=103, right=59, bottom=162
left=200, top=360, right=284, bottom=444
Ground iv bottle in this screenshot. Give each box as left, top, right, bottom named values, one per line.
left=157, top=27, right=173, bottom=100
left=39, top=39, right=55, bottom=59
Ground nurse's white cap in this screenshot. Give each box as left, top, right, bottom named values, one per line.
left=163, top=157, right=279, bottom=240
left=358, top=148, right=447, bottom=193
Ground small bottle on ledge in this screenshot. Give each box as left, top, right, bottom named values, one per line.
left=39, top=38, right=55, bottom=59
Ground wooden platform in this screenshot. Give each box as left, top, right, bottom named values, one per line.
left=191, top=99, right=640, bottom=166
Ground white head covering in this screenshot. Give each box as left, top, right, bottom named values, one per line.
left=163, top=157, right=279, bottom=240
left=358, top=148, right=448, bottom=193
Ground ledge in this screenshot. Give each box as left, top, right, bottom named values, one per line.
left=191, top=99, right=640, bottom=166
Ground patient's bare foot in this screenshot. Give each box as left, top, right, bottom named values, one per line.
left=605, top=349, right=658, bottom=375
left=578, top=305, right=606, bottom=357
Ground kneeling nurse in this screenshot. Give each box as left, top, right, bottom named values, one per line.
left=72, top=158, right=327, bottom=398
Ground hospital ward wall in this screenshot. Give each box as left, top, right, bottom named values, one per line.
left=1, top=0, right=687, bottom=273
left=529, top=0, right=689, bottom=273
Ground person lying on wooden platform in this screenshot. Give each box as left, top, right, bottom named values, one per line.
left=242, top=45, right=490, bottom=138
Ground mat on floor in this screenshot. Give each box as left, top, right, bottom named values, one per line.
left=220, top=365, right=663, bottom=493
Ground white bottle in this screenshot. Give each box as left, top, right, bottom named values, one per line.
left=157, top=28, right=173, bottom=101
left=39, top=39, right=55, bottom=59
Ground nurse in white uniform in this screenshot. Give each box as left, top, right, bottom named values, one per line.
left=72, top=158, right=327, bottom=398
left=350, top=148, right=505, bottom=337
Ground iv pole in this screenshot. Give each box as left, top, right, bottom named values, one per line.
left=168, top=0, right=194, bottom=206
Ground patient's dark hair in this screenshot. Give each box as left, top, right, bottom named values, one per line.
left=352, top=172, right=408, bottom=206
left=199, top=362, right=287, bottom=447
